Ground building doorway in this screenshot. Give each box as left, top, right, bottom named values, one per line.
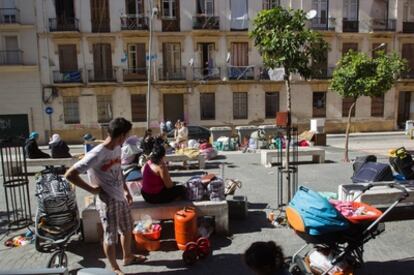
left=163, top=94, right=184, bottom=123
left=397, top=91, right=412, bottom=129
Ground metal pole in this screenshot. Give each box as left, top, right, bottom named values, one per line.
left=49, top=115, right=52, bottom=137
left=146, top=0, right=153, bottom=130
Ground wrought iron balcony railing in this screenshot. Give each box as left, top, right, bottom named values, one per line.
left=403, top=22, right=414, bottom=33
left=158, top=67, right=187, bottom=81
left=120, top=15, right=148, bottom=30
left=88, top=68, right=117, bottom=82
left=193, top=67, right=221, bottom=80
left=310, top=17, right=335, bottom=31
left=343, top=19, right=359, bottom=32
left=49, top=18, right=79, bottom=32
left=311, top=66, right=335, bottom=79
left=192, top=15, right=219, bottom=30
left=53, top=70, right=82, bottom=83
left=0, top=8, right=20, bottom=24
left=123, top=67, right=147, bottom=81
left=227, top=65, right=255, bottom=80
left=371, top=18, right=396, bottom=32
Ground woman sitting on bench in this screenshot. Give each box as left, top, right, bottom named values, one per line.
left=141, top=143, right=186, bottom=204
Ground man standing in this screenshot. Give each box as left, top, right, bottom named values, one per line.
left=65, top=118, right=145, bottom=275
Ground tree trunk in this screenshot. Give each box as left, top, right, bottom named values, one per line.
left=344, top=101, right=356, bottom=162
left=284, top=75, right=291, bottom=203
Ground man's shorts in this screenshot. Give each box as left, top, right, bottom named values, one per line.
left=96, top=193, right=132, bottom=245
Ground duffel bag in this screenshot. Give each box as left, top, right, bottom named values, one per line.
left=351, top=162, right=393, bottom=183
left=389, top=147, right=414, bottom=180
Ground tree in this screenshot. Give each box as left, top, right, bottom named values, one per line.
left=330, top=50, right=407, bottom=162
left=250, top=7, right=328, bottom=203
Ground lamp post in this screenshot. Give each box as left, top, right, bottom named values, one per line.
left=146, top=1, right=157, bottom=130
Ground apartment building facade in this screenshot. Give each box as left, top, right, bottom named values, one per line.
left=1, top=0, right=414, bottom=142
left=0, top=0, right=45, bottom=142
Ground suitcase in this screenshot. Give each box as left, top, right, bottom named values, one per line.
left=351, top=162, right=393, bottom=183
left=389, top=147, right=414, bottom=180
left=353, top=155, right=377, bottom=173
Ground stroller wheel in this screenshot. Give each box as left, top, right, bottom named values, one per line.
left=183, top=242, right=198, bottom=265
left=47, top=250, right=68, bottom=268
left=288, top=263, right=302, bottom=275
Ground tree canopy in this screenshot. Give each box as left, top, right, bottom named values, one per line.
left=250, top=7, right=328, bottom=79
left=330, top=51, right=407, bottom=99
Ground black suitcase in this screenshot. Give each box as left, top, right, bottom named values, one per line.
left=353, top=155, right=377, bottom=173
left=389, top=147, right=414, bottom=180
left=351, top=162, right=394, bottom=183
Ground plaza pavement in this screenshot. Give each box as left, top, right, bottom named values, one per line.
left=0, top=133, right=414, bottom=274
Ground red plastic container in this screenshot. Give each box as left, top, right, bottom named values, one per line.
left=174, top=207, right=198, bottom=250
left=342, top=201, right=382, bottom=224
left=134, top=233, right=160, bottom=251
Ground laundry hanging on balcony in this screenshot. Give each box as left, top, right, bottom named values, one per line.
left=62, top=71, right=81, bottom=82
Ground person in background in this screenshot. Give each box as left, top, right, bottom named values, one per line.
left=141, top=143, right=186, bottom=204
left=49, top=133, right=71, bottom=158
left=174, top=121, right=188, bottom=148
left=140, top=129, right=155, bottom=156
left=244, top=241, right=288, bottom=275
left=65, top=118, right=146, bottom=275
left=25, top=132, right=50, bottom=159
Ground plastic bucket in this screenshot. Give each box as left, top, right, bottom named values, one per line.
left=133, top=232, right=161, bottom=251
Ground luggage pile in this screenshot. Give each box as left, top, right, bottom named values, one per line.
left=186, top=174, right=225, bottom=201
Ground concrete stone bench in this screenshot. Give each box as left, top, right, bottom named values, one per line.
left=25, top=157, right=78, bottom=167
left=165, top=154, right=205, bottom=169
left=260, top=147, right=325, bottom=167
left=338, top=182, right=414, bottom=208
left=81, top=198, right=228, bottom=243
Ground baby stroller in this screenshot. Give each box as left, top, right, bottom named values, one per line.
left=286, top=184, right=409, bottom=275
left=34, top=166, right=80, bottom=268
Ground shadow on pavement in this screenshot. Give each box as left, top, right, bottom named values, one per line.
left=66, top=240, right=106, bottom=268
left=356, top=258, right=414, bottom=275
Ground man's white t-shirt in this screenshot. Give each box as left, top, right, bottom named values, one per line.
left=73, top=144, right=125, bottom=201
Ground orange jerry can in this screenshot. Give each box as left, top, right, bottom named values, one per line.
left=174, top=207, right=198, bottom=250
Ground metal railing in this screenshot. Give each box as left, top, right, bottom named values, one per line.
left=371, top=18, right=396, bottom=31
left=91, top=20, right=110, bottom=33
left=53, top=70, right=82, bottom=83
left=311, top=66, right=335, bottom=79
left=0, top=8, right=20, bottom=24
left=87, top=68, right=117, bottom=82
left=230, top=17, right=249, bottom=31
left=310, top=17, right=335, bottom=30
left=193, top=67, right=221, bottom=80
left=123, top=67, right=147, bottom=81
left=227, top=65, right=255, bottom=80
left=343, top=19, right=359, bottom=32
left=403, top=22, right=414, bottom=33
left=49, top=18, right=79, bottom=32
left=258, top=67, right=270, bottom=80
left=0, top=50, right=23, bottom=65
left=120, top=15, right=148, bottom=30
left=192, top=15, right=219, bottom=30
left=158, top=67, right=186, bottom=81
left=401, top=71, right=414, bottom=79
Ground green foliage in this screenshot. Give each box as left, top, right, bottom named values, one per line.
left=330, top=51, right=407, bottom=99
left=250, top=7, right=328, bottom=79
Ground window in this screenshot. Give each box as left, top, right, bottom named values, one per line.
left=342, top=43, right=358, bottom=55
left=200, top=93, right=215, bottom=120
left=128, top=43, right=146, bottom=71
left=58, top=44, right=77, bottom=72
left=263, top=0, right=280, bottom=9
left=230, top=0, right=248, bottom=30
left=265, top=92, right=279, bottom=118
left=342, top=97, right=356, bottom=117
left=371, top=95, right=384, bottom=117
left=343, top=0, right=358, bottom=20
left=233, top=92, right=248, bottom=119
left=90, top=0, right=110, bottom=32
left=131, top=94, right=146, bottom=122
left=372, top=43, right=387, bottom=58
left=402, top=44, right=414, bottom=78
left=312, top=92, right=326, bottom=118
left=162, top=0, right=176, bottom=18
left=63, top=96, right=80, bottom=124
left=97, top=95, right=113, bottom=123
left=162, top=43, right=183, bottom=79
left=230, top=42, right=248, bottom=66
left=126, top=0, right=144, bottom=15
left=197, top=0, right=214, bottom=15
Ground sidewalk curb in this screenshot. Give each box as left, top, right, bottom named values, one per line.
left=328, top=131, right=405, bottom=138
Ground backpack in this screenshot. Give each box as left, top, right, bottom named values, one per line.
left=389, top=147, right=414, bottom=180
left=351, top=162, right=394, bottom=183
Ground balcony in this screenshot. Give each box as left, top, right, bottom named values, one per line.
left=258, top=67, right=270, bottom=80
left=310, top=17, right=335, bottom=31
left=161, top=17, right=180, bottom=32
left=0, top=50, right=23, bottom=65
left=403, top=22, right=414, bottom=33
left=87, top=69, right=117, bottom=82
left=0, top=8, right=20, bottom=24
left=53, top=70, right=82, bottom=83
left=123, top=67, right=147, bottom=81
left=193, top=67, right=221, bottom=81
left=230, top=17, right=249, bottom=31
left=343, top=19, right=359, bottom=32
left=49, top=18, right=79, bottom=32
left=401, top=71, right=414, bottom=79
left=192, top=15, right=219, bottom=30
left=91, top=20, right=110, bottom=33
left=158, top=67, right=186, bottom=81
left=311, top=66, right=335, bottom=79
left=121, top=15, right=148, bottom=31
left=227, top=66, right=255, bottom=80
left=371, top=18, right=396, bottom=32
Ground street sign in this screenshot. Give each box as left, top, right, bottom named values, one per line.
left=146, top=54, right=157, bottom=61
left=45, top=107, right=54, bottom=115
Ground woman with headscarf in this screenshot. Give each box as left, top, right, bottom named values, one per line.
left=49, top=133, right=71, bottom=158
left=25, top=132, right=51, bottom=159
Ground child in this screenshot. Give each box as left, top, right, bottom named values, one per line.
left=244, top=241, right=288, bottom=275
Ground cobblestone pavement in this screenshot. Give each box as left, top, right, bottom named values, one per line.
left=0, top=133, right=414, bottom=274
